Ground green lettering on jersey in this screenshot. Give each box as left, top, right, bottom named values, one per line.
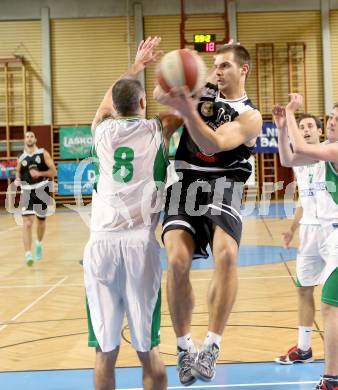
left=113, top=147, right=134, bottom=183
left=326, top=161, right=338, bottom=205
left=153, top=143, right=169, bottom=186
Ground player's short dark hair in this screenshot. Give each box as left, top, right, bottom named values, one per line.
left=112, top=78, right=145, bottom=116
left=333, top=102, right=338, bottom=110
left=297, top=113, right=322, bottom=130
left=216, top=44, right=251, bottom=70
left=25, top=130, right=36, bottom=137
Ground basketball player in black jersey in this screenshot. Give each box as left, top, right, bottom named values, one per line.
left=14, top=131, right=56, bottom=266
left=155, top=44, right=262, bottom=385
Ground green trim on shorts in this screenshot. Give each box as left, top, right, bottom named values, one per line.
left=295, top=277, right=302, bottom=288
left=151, top=288, right=161, bottom=349
left=322, top=267, right=338, bottom=307
left=86, top=297, right=100, bottom=348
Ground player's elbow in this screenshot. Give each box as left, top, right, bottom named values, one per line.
left=279, top=157, right=292, bottom=168
left=291, top=143, right=304, bottom=154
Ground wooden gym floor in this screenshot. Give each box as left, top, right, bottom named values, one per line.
left=0, top=205, right=324, bottom=372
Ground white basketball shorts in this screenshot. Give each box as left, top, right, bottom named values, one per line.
left=83, top=230, right=162, bottom=353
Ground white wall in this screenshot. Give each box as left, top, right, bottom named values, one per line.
left=1, top=0, right=336, bottom=20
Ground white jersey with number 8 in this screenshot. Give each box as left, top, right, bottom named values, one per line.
left=90, top=116, right=168, bottom=232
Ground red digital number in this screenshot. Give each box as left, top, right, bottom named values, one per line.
left=206, top=42, right=215, bottom=52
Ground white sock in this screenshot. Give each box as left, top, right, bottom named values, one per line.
left=203, top=331, right=222, bottom=349
left=177, top=334, right=196, bottom=352
left=25, top=251, right=32, bottom=257
left=298, top=326, right=312, bottom=351
left=35, top=240, right=41, bottom=245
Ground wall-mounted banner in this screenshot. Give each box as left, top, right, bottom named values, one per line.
left=60, top=127, right=92, bottom=159
left=254, top=122, right=278, bottom=153
left=0, top=159, right=17, bottom=180
left=57, top=162, right=96, bottom=195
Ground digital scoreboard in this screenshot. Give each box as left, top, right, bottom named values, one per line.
left=193, top=34, right=216, bottom=52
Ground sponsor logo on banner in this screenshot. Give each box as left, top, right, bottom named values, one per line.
left=57, top=162, right=96, bottom=195
left=0, top=159, right=17, bottom=180
left=254, top=122, right=278, bottom=153
left=60, top=127, right=92, bottom=159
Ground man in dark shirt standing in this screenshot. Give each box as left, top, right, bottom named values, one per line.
left=14, top=131, right=57, bottom=266
left=155, top=44, right=262, bottom=385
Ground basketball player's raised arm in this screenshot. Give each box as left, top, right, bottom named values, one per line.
left=158, top=111, right=183, bottom=150
left=92, top=36, right=162, bottom=129
left=273, top=104, right=317, bottom=167
left=155, top=86, right=262, bottom=153
left=286, top=94, right=338, bottom=164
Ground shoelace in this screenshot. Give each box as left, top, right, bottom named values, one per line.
left=198, top=350, right=217, bottom=371
left=179, top=352, right=196, bottom=375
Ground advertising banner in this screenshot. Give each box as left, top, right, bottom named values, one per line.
left=254, top=122, right=279, bottom=153
left=0, top=159, right=17, bottom=180
left=60, top=127, right=92, bottom=159
left=57, top=162, right=96, bottom=195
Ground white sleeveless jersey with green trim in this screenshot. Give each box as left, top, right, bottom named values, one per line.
left=90, top=116, right=169, bottom=232
left=313, top=158, right=338, bottom=226
left=293, top=164, right=319, bottom=225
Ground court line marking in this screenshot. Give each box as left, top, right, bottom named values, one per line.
left=0, top=276, right=68, bottom=333
left=0, top=275, right=297, bottom=289
left=116, top=381, right=318, bottom=389
left=0, top=226, right=21, bottom=235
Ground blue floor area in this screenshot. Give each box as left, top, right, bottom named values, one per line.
left=160, top=245, right=297, bottom=270
left=0, top=361, right=324, bottom=389
left=241, top=202, right=297, bottom=220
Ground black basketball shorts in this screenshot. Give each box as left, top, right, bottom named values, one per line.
left=162, top=171, right=244, bottom=259
left=20, top=183, right=51, bottom=219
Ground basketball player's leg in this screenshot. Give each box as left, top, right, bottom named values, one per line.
left=35, top=216, right=46, bottom=260
left=208, top=225, right=239, bottom=335
left=94, top=346, right=119, bottom=390
left=316, top=227, right=338, bottom=388
left=83, top=236, right=125, bottom=390
left=22, top=215, right=35, bottom=265
left=137, top=347, right=167, bottom=390
left=163, top=228, right=197, bottom=385
left=276, top=225, right=323, bottom=364
left=192, top=226, right=239, bottom=382
left=23, top=215, right=34, bottom=252
left=320, top=268, right=338, bottom=386
left=164, top=229, right=195, bottom=337
left=36, top=217, right=46, bottom=241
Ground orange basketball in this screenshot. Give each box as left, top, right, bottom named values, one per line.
left=156, top=49, right=207, bottom=95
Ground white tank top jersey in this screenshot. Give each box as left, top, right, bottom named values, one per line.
left=90, top=116, right=169, bottom=232
left=313, top=158, right=338, bottom=226
left=293, top=164, right=319, bottom=225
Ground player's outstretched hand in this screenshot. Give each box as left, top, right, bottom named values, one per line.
left=154, top=85, right=197, bottom=117
left=134, top=36, right=162, bottom=69
left=272, top=104, right=287, bottom=130
left=286, top=93, right=303, bottom=113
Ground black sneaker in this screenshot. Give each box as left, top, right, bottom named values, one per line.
left=177, top=346, right=197, bottom=386
left=192, top=343, right=219, bottom=382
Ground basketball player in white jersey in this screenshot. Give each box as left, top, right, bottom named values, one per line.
left=285, top=94, right=338, bottom=390
left=83, top=37, right=181, bottom=390
left=155, top=45, right=262, bottom=385
left=273, top=108, right=323, bottom=364
left=14, top=131, right=56, bottom=266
